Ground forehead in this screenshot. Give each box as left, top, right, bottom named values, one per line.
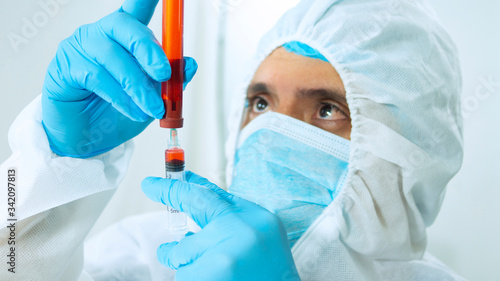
left=251, top=47, right=344, bottom=94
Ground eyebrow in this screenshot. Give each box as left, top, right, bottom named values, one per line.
left=297, top=88, right=347, bottom=104
left=246, top=82, right=279, bottom=102
left=247, top=83, right=271, bottom=95
left=246, top=82, right=347, bottom=105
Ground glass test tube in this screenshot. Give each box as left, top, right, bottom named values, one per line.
left=160, top=0, right=184, bottom=129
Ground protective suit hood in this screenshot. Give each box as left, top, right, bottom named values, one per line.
left=225, top=0, right=464, bottom=280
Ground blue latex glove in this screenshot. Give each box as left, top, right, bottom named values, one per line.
left=42, top=0, right=198, bottom=158
left=141, top=171, right=301, bottom=281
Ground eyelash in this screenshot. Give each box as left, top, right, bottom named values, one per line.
left=248, top=96, right=269, bottom=113
left=317, top=102, right=346, bottom=119
left=247, top=96, right=347, bottom=120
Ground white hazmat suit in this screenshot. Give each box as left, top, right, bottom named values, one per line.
left=0, top=0, right=465, bottom=280
left=225, top=0, right=465, bottom=280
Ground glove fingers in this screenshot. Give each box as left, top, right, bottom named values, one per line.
left=54, top=37, right=150, bottom=122
left=157, top=242, right=178, bottom=268
left=81, top=25, right=165, bottom=119
left=184, top=171, right=220, bottom=191
left=99, top=12, right=171, bottom=82
left=183, top=57, right=198, bottom=90
left=120, top=0, right=159, bottom=25
left=184, top=171, right=256, bottom=209
left=86, top=67, right=151, bottom=122
left=184, top=171, right=235, bottom=202
left=157, top=232, right=211, bottom=270
left=141, top=177, right=233, bottom=228
left=175, top=253, right=230, bottom=281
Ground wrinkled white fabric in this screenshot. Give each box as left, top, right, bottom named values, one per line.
left=225, top=0, right=464, bottom=280
left=0, top=96, right=134, bottom=280
left=84, top=211, right=172, bottom=281
left=83, top=211, right=201, bottom=281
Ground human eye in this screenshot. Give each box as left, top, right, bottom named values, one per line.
left=316, top=102, right=348, bottom=121
left=249, top=96, right=270, bottom=114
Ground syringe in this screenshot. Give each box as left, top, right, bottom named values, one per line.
left=165, top=129, right=188, bottom=234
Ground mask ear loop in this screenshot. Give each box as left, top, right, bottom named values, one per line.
left=240, top=98, right=251, bottom=130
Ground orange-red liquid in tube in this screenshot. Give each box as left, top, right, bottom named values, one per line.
left=160, top=0, right=184, bottom=129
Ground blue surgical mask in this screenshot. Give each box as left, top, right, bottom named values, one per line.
left=229, top=112, right=350, bottom=247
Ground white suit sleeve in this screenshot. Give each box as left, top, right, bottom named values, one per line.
left=0, top=96, right=135, bottom=281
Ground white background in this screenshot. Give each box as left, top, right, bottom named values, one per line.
left=1, top=0, right=499, bottom=280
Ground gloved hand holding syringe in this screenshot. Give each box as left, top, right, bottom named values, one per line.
left=161, top=0, right=188, bottom=237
